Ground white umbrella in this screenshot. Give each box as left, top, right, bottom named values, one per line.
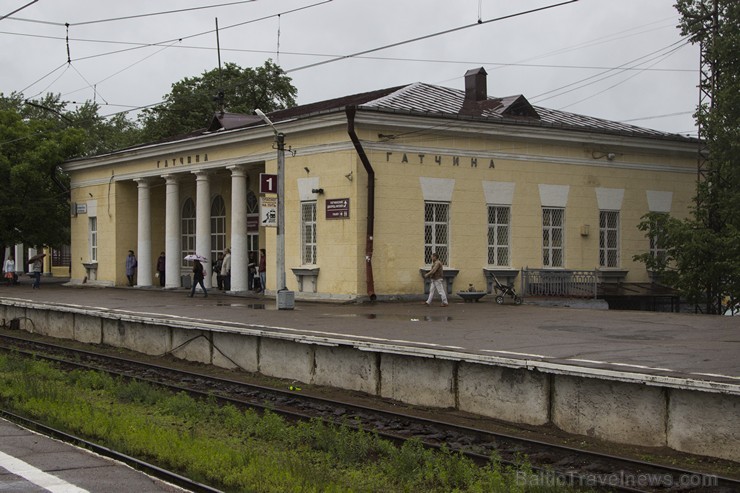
left=183, top=254, right=207, bottom=263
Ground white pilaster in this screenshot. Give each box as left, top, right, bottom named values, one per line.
left=163, top=174, right=181, bottom=289
left=134, top=178, right=152, bottom=287
left=228, top=165, right=248, bottom=292
left=194, top=170, right=212, bottom=289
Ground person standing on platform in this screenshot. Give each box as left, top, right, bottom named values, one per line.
left=221, top=248, right=231, bottom=291
left=214, top=252, right=224, bottom=290
left=30, top=256, right=42, bottom=289
left=257, top=249, right=266, bottom=294
left=3, top=255, right=17, bottom=286
left=125, top=250, right=137, bottom=286
left=248, top=251, right=257, bottom=291
left=189, top=259, right=208, bottom=298
left=423, top=252, right=448, bottom=307
left=156, top=251, right=166, bottom=287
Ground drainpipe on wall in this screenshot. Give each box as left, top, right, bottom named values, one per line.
left=346, top=106, right=377, bottom=301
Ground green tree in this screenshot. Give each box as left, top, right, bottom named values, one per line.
left=138, top=59, right=297, bottom=142
left=66, top=101, right=143, bottom=156
left=635, top=1, right=739, bottom=314
left=0, top=94, right=85, bottom=250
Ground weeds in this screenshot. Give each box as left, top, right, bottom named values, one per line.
left=0, top=354, right=591, bottom=492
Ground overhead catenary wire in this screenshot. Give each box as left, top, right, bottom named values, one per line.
left=285, top=0, right=580, bottom=73
left=0, top=0, right=38, bottom=22
left=4, top=1, right=258, bottom=27
left=557, top=43, right=689, bottom=110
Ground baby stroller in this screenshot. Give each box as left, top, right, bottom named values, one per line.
left=491, top=274, right=522, bottom=305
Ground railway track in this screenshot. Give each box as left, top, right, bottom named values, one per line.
left=0, top=332, right=737, bottom=493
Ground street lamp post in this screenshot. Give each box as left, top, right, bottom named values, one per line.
left=256, top=109, right=294, bottom=310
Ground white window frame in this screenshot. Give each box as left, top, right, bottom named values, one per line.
left=649, top=212, right=668, bottom=264
left=599, top=210, right=620, bottom=268
left=301, top=201, right=317, bottom=265
left=424, top=201, right=450, bottom=265
left=88, top=217, right=97, bottom=262
left=542, top=207, right=564, bottom=268
left=181, top=198, right=196, bottom=268
left=210, top=195, right=226, bottom=262
left=487, top=205, right=510, bottom=266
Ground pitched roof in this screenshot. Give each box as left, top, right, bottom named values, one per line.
left=269, top=81, right=692, bottom=141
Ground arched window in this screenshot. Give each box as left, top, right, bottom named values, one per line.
left=211, top=195, right=226, bottom=261
left=181, top=198, right=196, bottom=268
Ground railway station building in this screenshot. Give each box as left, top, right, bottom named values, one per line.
left=61, top=68, right=698, bottom=303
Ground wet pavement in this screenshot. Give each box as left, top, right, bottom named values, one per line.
left=1, top=276, right=738, bottom=387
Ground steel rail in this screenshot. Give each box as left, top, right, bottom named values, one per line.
left=1, top=332, right=736, bottom=493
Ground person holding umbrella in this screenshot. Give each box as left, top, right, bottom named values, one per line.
left=186, top=255, right=208, bottom=298
left=28, top=252, right=45, bottom=289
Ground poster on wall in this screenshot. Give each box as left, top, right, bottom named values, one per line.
left=260, top=196, right=277, bottom=227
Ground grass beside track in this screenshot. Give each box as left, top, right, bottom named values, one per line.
left=0, top=353, right=592, bottom=492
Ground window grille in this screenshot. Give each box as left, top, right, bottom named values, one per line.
left=210, top=195, right=226, bottom=262
left=649, top=213, right=668, bottom=264
left=89, top=217, right=97, bottom=262
left=487, top=205, right=510, bottom=266
left=599, top=210, right=620, bottom=268
left=181, top=198, right=196, bottom=267
left=301, top=201, right=317, bottom=264
left=542, top=208, right=564, bottom=267
left=424, top=201, right=449, bottom=264
left=51, top=245, right=71, bottom=267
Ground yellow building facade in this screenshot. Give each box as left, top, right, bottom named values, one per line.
left=62, top=69, right=697, bottom=303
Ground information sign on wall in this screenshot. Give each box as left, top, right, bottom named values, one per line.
left=326, top=198, right=350, bottom=219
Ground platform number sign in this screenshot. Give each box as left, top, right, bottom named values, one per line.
left=260, top=173, right=278, bottom=194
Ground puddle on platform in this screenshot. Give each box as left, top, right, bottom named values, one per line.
left=327, top=313, right=452, bottom=322
left=215, top=302, right=267, bottom=309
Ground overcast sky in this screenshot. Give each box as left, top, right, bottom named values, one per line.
left=1, top=0, right=699, bottom=136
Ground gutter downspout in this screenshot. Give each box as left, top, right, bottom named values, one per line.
left=346, top=106, right=376, bottom=301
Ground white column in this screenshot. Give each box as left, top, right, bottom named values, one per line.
left=194, top=170, right=212, bottom=289
left=13, top=244, right=23, bottom=272
left=228, top=165, right=248, bottom=292
left=163, top=174, right=181, bottom=289
left=134, top=178, right=152, bottom=287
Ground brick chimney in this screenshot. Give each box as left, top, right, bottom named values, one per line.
left=464, top=67, right=488, bottom=101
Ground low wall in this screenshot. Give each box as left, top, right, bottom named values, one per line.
left=1, top=301, right=738, bottom=463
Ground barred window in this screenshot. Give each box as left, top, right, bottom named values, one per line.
left=424, top=201, right=449, bottom=264
left=301, top=201, right=317, bottom=264
left=181, top=198, right=196, bottom=268
left=649, top=212, right=668, bottom=263
left=89, top=217, right=97, bottom=262
left=487, top=205, right=510, bottom=266
left=52, top=245, right=71, bottom=267
left=210, top=195, right=226, bottom=262
left=542, top=208, right=564, bottom=267
left=599, top=210, right=620, bottom=268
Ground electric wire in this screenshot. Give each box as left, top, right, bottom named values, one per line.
left=0, top=0, right=38, bottom=22
left=4, top=1, right=257, bottom=27
left=5, top=1, right=693, bottom=134
left=557, top=43, right=690, bottom=110
left=285, top=0, right=580, bottom=73
left=531, top=38, right=690, bottom=103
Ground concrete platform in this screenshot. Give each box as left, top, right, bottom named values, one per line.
left=0, top=418, right=185, bottom=492
left=1, top=279, right=738, bottom=462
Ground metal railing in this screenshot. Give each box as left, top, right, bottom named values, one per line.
left=521, top=268, right=598, bottom=299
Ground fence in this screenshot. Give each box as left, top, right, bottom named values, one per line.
left=522, top=269, right=598, bottom=299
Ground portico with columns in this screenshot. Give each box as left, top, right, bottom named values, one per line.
left=64, top=140, right=267, bottom=293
